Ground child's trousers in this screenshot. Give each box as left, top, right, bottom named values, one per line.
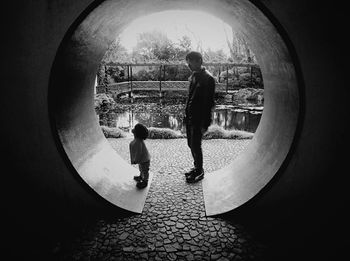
left=139, top=161, right=150, bottom=181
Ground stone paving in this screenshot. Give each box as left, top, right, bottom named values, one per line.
left=58, top=138, right=267, bottom=260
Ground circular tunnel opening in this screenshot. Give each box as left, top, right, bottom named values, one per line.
left=50, top=0, right=299, bottom=215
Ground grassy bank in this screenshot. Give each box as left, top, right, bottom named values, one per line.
left=100, top=125, right=253, bottom=140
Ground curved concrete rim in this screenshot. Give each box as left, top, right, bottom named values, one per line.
left=49, top=0, right=299, bottom=215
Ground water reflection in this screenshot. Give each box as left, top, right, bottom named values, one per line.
left=98, top=102, right=262, bottom=134
left=212, top=109, right=261, bottom=133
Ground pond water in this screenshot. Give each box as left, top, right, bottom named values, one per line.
left=98, top=98, right=263, bottom=134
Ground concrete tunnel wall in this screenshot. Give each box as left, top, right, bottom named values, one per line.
left=52, top=0, right=299, bottom=216
left=3, top=0, right=347, bottom=260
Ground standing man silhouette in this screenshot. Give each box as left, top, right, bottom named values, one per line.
left=184, top=51, right=216, bottom=183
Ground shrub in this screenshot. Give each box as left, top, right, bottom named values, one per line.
left=95, top=93, right=116, bottom=113
left=238, top=72, right=264, bottom=88
left=101, top=126, right=127, bottom=138
left=234, top=88, right=264, bottom=102
left=246, top=88, right=264, bottom=101
left=203, top=125, right=253, bottom=140
left=134, top=69, right=150, bottom=81
left=147, top=127, right=185, bottom=139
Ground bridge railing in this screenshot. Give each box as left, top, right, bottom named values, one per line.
left=96, top=81, right=232, bottom=97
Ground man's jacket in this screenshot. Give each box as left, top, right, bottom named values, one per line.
left=184, top=68, right=216, bottom=128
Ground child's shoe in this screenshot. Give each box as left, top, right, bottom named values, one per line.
left=136, top=179, right=148, bottom=189
left=134, top=175, right=142, bottom=182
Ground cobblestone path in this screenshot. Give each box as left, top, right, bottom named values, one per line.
left=59, top=138, right=267, bottom=260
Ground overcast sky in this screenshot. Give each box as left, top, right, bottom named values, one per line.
left=119, top=10, right=233, bottom=55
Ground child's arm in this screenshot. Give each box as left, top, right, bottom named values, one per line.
left=129, top=142, right=136, bottom=164
left=130, top=141, right=142, bottom=164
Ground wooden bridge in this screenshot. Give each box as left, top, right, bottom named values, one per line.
left=96, top=62, right=259, bottom=97
left=96, top=81, right=235, bottom=98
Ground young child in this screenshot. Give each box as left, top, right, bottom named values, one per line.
left=129, top=123, right=151, bottom=189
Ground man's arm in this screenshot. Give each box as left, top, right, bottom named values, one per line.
left=202, top=76, right=216, bottom=129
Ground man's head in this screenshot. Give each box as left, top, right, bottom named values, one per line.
left=186, top=51, right=203, bottom=72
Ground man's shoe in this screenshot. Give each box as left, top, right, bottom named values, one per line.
left=186, top=169, right=204, bottom=183
left=185, top=168, right=196, bottom=178
left=134, top=175, right=142, bottom=182
left=136, top=179, right=148, bottom=189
